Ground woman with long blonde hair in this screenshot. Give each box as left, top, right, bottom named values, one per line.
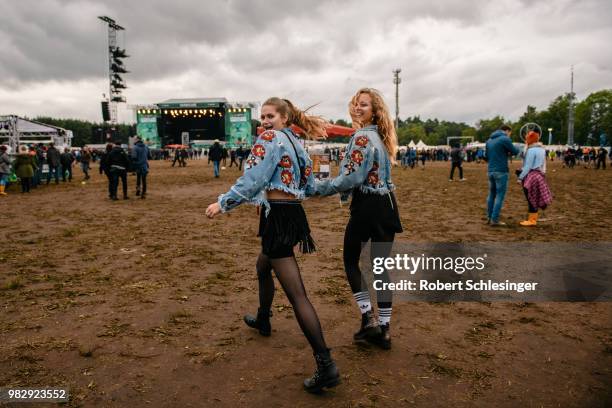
left=315, top=88, right=403, bottom=349
left=206, top=97, right=340, bottom=393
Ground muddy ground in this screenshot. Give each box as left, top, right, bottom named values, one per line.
left=0, top=158, right=610, bottom=407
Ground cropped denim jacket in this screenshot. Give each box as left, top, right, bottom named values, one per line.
left=314, top=125, right=395, bottom=197
left=217, top=128, right=314, bottom=215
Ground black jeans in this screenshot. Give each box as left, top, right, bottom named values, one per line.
left=21, top=177, right=31, bottom=192
left=523, top=187, right=537, bottom=213
left=110, top=168, right=128, bottom=198
left=450, top=162, right=463, bottom=179
left=136, top=170, right=147, bottom=194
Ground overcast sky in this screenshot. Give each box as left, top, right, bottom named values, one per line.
left=1, top=0, right=611, bottom=125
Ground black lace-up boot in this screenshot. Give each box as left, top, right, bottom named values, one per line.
left=353, top=310, right=381, bottom=342
left=303, top=348, right=340, bottom=393
left=243, top=308, right=271, bottom=336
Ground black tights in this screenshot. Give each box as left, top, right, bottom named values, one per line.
left=343, top=219, right=395, bottom=308
left=256, top=253, right=327, bottom=353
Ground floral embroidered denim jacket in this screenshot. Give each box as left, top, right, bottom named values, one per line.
left=314, top=125, right=395, bottom=197
left=217, top=128, right=314, bottom=215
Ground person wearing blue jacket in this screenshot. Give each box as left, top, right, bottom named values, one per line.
left=315, top=88, right=403, bottom=350
left=205, top=97, right=340, bottom=394
left=485, top=125, right=519, bottom=226
left=132, top=137, right=150, bottom=199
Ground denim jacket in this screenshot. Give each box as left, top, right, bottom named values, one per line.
left=314, top=125, right=395, bottom=196
left=518, top=144, right=546, bottom=181
left=217, top=128, right=314, bottom=214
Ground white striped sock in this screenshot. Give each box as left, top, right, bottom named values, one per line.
left=353, top=291, right=372, bottom=314
left=378, top=307, right=392, bottom=326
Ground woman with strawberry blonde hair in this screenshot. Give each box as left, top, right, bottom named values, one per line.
left=206, top=97, right=340, bottom=393
left=315, top=88, right=403, bottom=349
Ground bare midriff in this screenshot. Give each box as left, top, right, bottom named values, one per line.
left=266, top=189, right=299, bottom=201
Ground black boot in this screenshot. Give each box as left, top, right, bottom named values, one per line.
left=303, top=348, right=340, bottom=393
left=353, top=310, right=381, bottom=342
left=368, top=323, right=391, bottom=350
left=243, top=308, right=271, bottom=336
left=136, top=189, right=141, bottom=196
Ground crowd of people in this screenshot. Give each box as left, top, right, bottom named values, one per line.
left=0, top=143, right=96, bottom=194
left=0, top=139, right=150, bottom=198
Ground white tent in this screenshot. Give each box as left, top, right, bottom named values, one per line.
left=416, top=140, right=428, bottom=149
left=408, top=140, right=416, bottom=148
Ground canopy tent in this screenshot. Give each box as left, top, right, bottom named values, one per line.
left=408, top=140, right=416, bottom=148
left=0, top=115, right=72, bottom=153
left=415, top=140, right=428, bottom=150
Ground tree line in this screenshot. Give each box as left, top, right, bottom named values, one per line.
left=333, top=89, right=611, bottom=146
left=29, top=89, right=611, bottom=147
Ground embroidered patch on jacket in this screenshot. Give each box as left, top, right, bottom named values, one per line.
left=252, top=144, right=266, bottom=158
left=350, top=150, right=364, bottom=165
left=344, top=161, right=356, bottom=175
left=355, top=135, right=369, bottom=147
left=367, top=170, right=379, bottom=185
left=280, top=169, right=293, bottom=185
left=279, top=155, right=292, bottom=168
left=245, top=155, right=258, bottom=169
left=260, top=130, right=275, bottom=141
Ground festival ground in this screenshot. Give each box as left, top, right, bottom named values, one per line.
left=1, top=159, right=610, bottom=407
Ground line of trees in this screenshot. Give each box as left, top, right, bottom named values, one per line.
left=32, top=117, right=135, bottom=147
left=29, top=89, right=610, bottom=147
left=333, top=89, right=611, bottom=146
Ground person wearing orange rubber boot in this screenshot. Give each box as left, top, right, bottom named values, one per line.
left=517, top=130, right=552, bottom=226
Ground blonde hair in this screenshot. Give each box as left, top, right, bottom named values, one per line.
left=262, top=97, right=327, bottom=140
left=348, top=88, right=398, bottom=161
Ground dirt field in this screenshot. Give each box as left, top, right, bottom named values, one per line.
left=1, top=158, right=610, bottom=407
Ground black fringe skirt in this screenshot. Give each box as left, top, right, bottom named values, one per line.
left=258, top=200, right=316, bottom=258
left=348, top=189, right=403, bottom=241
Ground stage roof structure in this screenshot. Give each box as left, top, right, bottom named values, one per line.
left=0, top=115, right=72, bottom=153
left=157, top=98, right=228, bottom=109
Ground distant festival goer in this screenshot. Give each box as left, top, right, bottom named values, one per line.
left=46, top=143, right=61, bottom=185
left=596, top=147, right=607, bottom=170
left=208, top=140, right=223, bottom=178
left=99, top=144, right=113, bottom=198
left=314, top=88, right=403, bottom=350
left=205, top=97, right=340, bottom=393
left=107, top=143, right=130, bottom=200
left=484, top=125, right=519, bottom=226
left=60, top=148, right=74, bottom=182
left=80, top=147, right=91, bottom=180
left=449, top=144, right=466, bottom=181
left=517, top=130, right=552, bottom=226
left=132, top=136, right=150, bottom=199
left=0, top=145, right=10, bottom=196
left=13, top=145, right=37, bottom=193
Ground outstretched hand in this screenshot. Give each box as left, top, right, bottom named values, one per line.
left=206, top=202, right=221, bottom=218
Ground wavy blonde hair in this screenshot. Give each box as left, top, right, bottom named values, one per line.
left=349, top=88, right=398, bottom=161
left=262, top=97, right=327, bottom=140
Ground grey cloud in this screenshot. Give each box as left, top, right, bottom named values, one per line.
left=0, top=0, right=611, bottom=124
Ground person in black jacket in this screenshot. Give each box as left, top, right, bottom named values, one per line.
left=46, top=143, right=61, bottom=184
left=449, top=144, right=466, bottom=181
left=99, top=144, right=113, bottom=198
left=107, top=143, right=130, bottom=200
left=209, top=140, right=223, bottom=177
left=60, top=148, right=75, bottom=182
